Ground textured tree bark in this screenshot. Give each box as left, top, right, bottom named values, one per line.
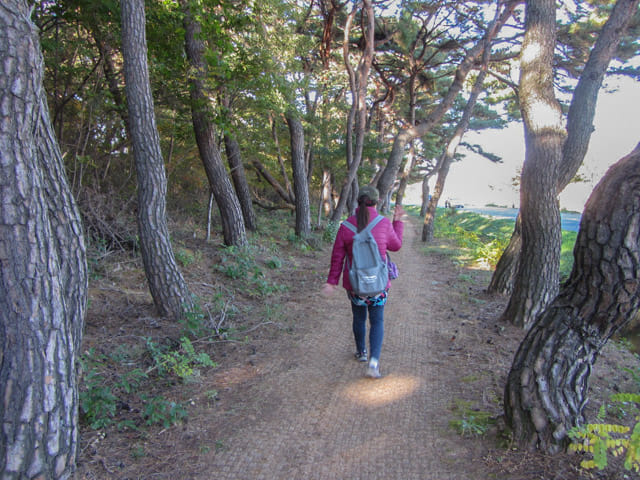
left=0, top=2, right=88, bottom=477
left=505, top=143, right=640, bottom=453
left=286, top=112, right=312, bottom=238
left=224, top=133, right=257, bottom=231
left=500, top=0, right=564, bottom=329
left=121, top=0, right=194, bottom=318
left=419, top=179, right=430, bottom=218
left=180, top=0, right=247, bottom=247
left=488, top=0, right=639, bottom=296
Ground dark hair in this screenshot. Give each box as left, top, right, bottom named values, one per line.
left=356, top=195, right=377, bottom=232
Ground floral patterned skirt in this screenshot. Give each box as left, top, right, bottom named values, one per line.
left=347, top=289, right=388, bottom=307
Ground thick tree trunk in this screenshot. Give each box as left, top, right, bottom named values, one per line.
left=505, top=143, right=640, bottom=453
left=224, top=133, right=257, bottom=231
left=500, top=0, right=564, bottom=329
left=0, top=2, right=88, bottom=477
left=181, top=0, right=247, bottom=247
left=121, top=0, right=193, bottom=318
left=286, top=112, right=312, bottom=238
left=488, top=0, right=639, bottom=296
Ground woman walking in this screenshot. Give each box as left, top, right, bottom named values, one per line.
left=322, top=186, right=405, bottom=378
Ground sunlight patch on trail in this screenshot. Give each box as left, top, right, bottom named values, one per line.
left=340, top=375, right=421, bottom=407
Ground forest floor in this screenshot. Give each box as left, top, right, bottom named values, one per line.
left=76, top=213, right=640, bottom=480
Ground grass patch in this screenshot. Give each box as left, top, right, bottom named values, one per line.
left=427, top=208, right=577, bottom=278
left=449, top=399, right=495, bottom=437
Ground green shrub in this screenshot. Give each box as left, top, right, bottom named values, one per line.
left=142, top=396, right=188, bottom=428
left=433, top=208, right=577, bottom=274
left=145, top=337, right=216, bottom=379
left=569, top=393, right=640, bottom=472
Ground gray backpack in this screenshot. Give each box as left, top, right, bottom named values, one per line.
left=342, top=215, right=388, bottom=296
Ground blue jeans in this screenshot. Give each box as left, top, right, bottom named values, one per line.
left=351, top=303, right=384, bottom=362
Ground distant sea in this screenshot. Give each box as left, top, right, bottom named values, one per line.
left=463, top=206, right=581, bottom=233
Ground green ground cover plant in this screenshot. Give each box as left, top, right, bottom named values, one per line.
left=414, top=207, right=577, bottom=278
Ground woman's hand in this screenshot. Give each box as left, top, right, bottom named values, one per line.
left=321, top=283, right=338, bottom=297
left=393, top=205, right=407, bottom=221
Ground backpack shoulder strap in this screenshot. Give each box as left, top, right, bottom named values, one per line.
left=341, top=220, right=357, bottom=233
left=361, top=214, right=384, bottom=234
left=342, top=214, right=384, bottom=234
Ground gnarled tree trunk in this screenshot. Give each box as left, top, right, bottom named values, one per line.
left=224, top=132, right=257, bottom=232
left=487, top=215, right=522, bottom=294
left=1, top=2, right=87, bottom=477
left=505, top=143, right=640, bottom=453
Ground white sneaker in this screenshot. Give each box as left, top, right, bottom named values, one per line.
left=366, top=363, right=381, bottom=378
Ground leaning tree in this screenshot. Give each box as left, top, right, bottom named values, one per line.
left=505, top=142, right=640, bottom=452
left=1, top=1, right=88, bottom=477
left=121, top=0, right=194, bottom=317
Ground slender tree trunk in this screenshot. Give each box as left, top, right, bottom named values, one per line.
left=376, top=2, right=516, bottom=208
left=505, top=143, right=640, bottom=453
left=488, top=0, right=639, bottom=296
left=392, top=65, right=419, bottom=210
left=1, top=2, right=88, bottom=477
left=558, top=0, right=639, bottom=189
left=420, top=177, right=430, bottom=218
left=422, top=68, right=488, bottom=242
left=251, top=159, right=294, bottom=204
left=270, top=113, right=295, bottom=201
left=318, top=169, right=333, bottom=225
left=224, top=133, right=257, bottom=231
left=181, top=0, right=247, bottom=247
left=121, top=0, right=193, bottom=318
left=286, top=111, right=312, bottom=238
left=330, top=0, right=374, bottom=222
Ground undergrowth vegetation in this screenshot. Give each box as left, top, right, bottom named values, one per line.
left=414, top=206, right=577, bottom=279
left=569, top=376, right=640, bottom=472
left=417, top=206, right=640, bottom=474
left=79, top=209, right=331, bottom=440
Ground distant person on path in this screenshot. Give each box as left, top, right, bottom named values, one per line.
left=321, top=186, right=405, bottom=378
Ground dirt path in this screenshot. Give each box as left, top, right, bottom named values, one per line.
left=191, top=220, right=499, bottom=479
left=78, top=216, right=640, bottom=479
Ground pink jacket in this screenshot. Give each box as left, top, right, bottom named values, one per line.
left=327, top=206, right=404, bottom=292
